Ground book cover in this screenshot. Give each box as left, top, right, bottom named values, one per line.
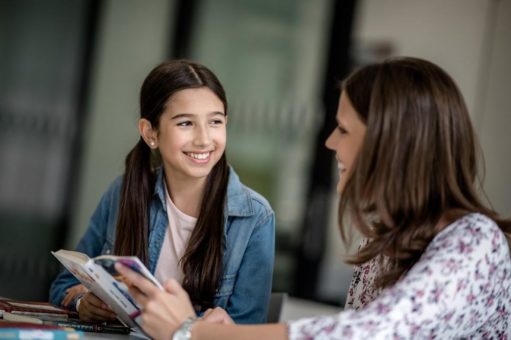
left=51, top=249, right=162, bottom=333
left=0, top=329, right=82, bottom=340
left=0, top=320, right=83, bottom=339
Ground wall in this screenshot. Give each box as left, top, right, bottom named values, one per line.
left=479, top=0, right=511, bottom=215
left=68, top=0, right=174, bottom=247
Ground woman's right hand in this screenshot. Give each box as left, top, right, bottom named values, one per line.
left=77, top=292, right=117, bottom=321
left=115, top=263, right=196, bottom=340
left=203, top=307, right=235, bottom=325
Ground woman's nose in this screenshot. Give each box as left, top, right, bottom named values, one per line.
left=325, top=129, right=336, bottom=150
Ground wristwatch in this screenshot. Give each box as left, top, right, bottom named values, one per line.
left=73, top=292, right=86, bottom=313
left=172, top=316, right=199, bottom=340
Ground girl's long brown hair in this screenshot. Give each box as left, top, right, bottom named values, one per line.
left=339, top=57, right=511, bottom=288
left=114, top=60, right=229, bottom=309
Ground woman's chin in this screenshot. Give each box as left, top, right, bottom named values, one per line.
left=336, top=181, right=346, bottom=194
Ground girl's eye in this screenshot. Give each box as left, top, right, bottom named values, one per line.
left=177, top=121, right=192, bottom=127
left=210, top=119, right=224, bottom=125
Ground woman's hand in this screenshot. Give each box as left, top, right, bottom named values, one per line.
left=115, top=263, right=196, bottom=340
left=77, top=292, right=117, bottom=321
left=203, top=307, right=235, bottom=325
left=62, top=284, right=88, bottom=306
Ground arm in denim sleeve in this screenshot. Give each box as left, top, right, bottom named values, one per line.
left=49, top=178, right=121, bottom=308
left=226, top=210, right=275, bottom=324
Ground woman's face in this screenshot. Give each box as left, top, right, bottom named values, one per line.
left=325, top=91, right=367, bottom=194
left=152, top=87, right=227, bottom=183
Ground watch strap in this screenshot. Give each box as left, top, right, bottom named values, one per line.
left=172, top=316, right=199, bottom=340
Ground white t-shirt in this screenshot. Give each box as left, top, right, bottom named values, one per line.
left=154, top=184, right=197, bottom=285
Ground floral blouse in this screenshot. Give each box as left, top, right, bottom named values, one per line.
left=288, top=213, right=511, bottom=339
left=344, top=237, right=386, bottom=310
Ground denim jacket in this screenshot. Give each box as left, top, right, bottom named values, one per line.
left=49, top=166, right=275, bottom=324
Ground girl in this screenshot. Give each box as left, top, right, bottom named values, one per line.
left=118, top=57, right=511, bottom=339
left=49, top=59, right=275, bottom=324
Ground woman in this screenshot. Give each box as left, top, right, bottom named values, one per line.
left=49, top=59, right=275, bottom=324
left=117, top=57, right=511, bottom=339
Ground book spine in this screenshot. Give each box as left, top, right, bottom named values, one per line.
left=49, top=321, right=96, bottom=332
left=10, top=311, right=68, bottom=318
left=0, top=328, right=83, bottom=339
left=46, top=321, right=130, bottom=335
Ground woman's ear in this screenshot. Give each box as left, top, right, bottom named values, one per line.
left=139, top=118, right=158, bottom=149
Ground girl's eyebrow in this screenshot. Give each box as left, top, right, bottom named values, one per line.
left=170, top=113, right=193, bottom=120
left=170, top=111, right=225, bottom=120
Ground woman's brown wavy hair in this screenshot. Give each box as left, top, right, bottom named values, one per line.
left=113, top=59, right=229, bottom=309
left=339, top=57, right=511, bottom=289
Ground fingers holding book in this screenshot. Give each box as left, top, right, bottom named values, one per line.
left=77, top=292, right=117, bottom=322
left=115, top=262, right=197, bottom=339
left=62, top=284, right=88, bottom=306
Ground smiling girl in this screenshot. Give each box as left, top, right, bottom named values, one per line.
left=49, top=60, right=275, bottom=325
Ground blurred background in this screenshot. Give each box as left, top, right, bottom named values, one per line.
left=0, top=0, right=510, bottom=310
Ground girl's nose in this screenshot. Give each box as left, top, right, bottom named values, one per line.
left=193, top=125, right=211, bottom=146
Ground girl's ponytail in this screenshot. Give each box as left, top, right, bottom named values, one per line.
left=114, top=139, right=155, bottom=263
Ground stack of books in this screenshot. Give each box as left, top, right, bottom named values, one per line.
left=0, top=298, right=130, bottom=339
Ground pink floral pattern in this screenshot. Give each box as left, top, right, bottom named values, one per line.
left=288, top=214, right=511, bottom=339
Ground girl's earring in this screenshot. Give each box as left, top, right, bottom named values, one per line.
left=150, top=141, right=155, bottom=147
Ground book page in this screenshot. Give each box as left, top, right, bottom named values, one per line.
left=52, top=249, right=90, bottom=264
left=83, top=263, right=141, bottom=330
left=51, top=251, right=96, bottom=290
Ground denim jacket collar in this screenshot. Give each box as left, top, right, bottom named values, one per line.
left=152, top=166, right=256, bottom=218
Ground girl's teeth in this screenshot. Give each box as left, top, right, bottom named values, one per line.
left=188, top=152, right=209, bottom=160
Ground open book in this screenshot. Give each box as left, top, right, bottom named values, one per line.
left=51, top=249, right=163, bottom=332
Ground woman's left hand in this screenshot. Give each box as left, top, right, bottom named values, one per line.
left=115, top=263, right=196, bottom=340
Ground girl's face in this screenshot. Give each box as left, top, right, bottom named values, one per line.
left=325, top=92, right=367, bottom=194
left=151, top=87, right=227, bottom=183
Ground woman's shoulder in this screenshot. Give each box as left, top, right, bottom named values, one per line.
left=437, top=212, right=501, bottom=238
left=428, top=212, right=509, bottom=259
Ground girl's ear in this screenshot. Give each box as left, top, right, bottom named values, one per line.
left=138, top=118, right=158, bottom=149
